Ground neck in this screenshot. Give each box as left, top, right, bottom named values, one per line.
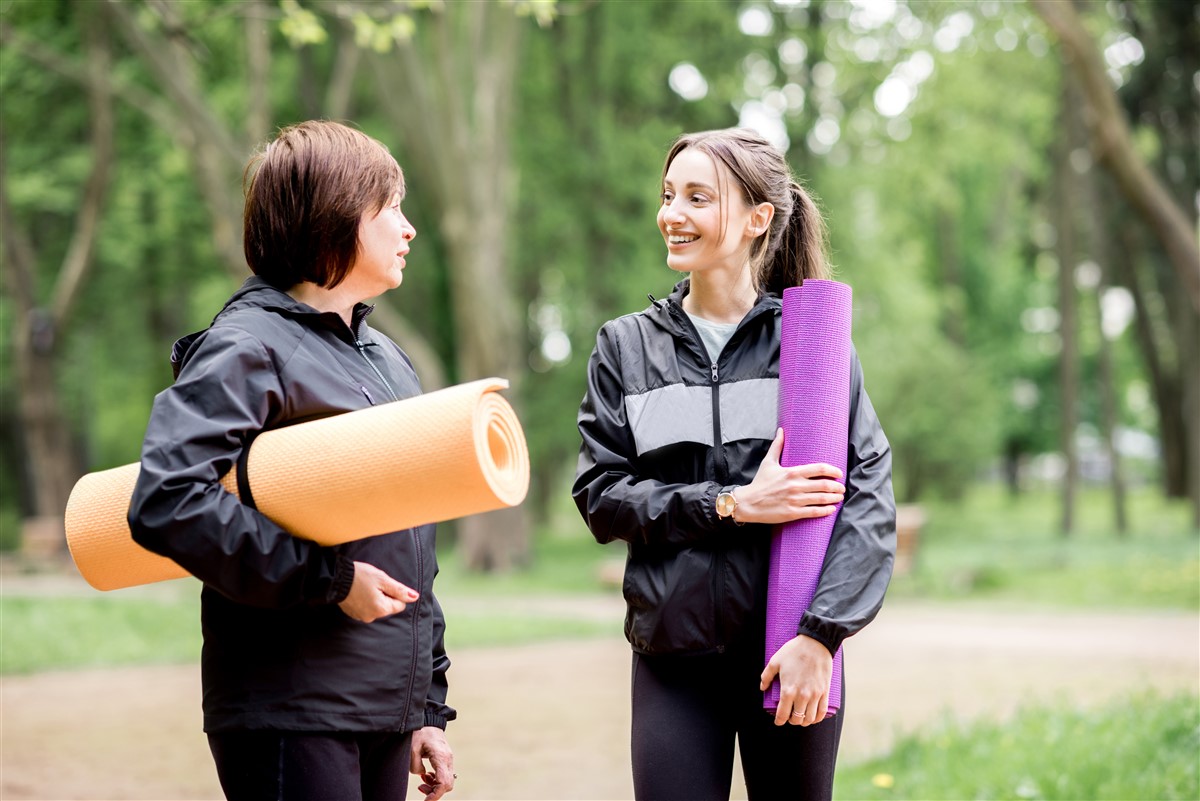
left=287, top=282, right=357, bottom=326
left=681, top=266, right=757, bottom=324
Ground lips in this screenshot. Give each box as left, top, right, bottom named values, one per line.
left=668, top=234, right=698, bottom=245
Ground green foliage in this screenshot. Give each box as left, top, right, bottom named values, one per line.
left=835, top=693, right=1200, bottom=800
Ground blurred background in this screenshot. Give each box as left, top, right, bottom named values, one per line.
left=1, top=1, right=1197, bottom=799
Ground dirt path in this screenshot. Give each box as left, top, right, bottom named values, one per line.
left=2, top=599, right=1197, bottom=801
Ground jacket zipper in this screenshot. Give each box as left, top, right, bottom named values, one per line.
left=404, top=529, right=424, bottom=725
left=711, top=360, right=728, bottom=653
left=353, top=321, right=399, bottom=402
left=673, top=297, right=774, bottom=656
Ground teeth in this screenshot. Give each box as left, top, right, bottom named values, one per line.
left=669, top=235, right=698, bottom=244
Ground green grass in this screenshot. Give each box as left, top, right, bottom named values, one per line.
left=835, top=692, right=1200, bottom=800
left=0, top=595, right=202, bottom=674
left=889, top=484, right=1199, bottom=609
left=443, top=613, right=619, bottom=651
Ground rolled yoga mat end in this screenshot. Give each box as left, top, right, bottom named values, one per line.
left=65, top=462, right=190, bottom=591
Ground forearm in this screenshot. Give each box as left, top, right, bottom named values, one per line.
left=573, top=468, right=726, bottom=548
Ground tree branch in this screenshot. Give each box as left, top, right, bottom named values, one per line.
left=103, top=0, right=246, bottom=165
left=1031, top=0, right=1200, bottom=313
left=0, top=21, right=181, bottom=136
left=50, top=12, right=116, bottom=330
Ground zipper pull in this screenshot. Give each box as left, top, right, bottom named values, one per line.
left=711, top=363, right=719, bottom=383
left=360, top=385, right=375, bottom=405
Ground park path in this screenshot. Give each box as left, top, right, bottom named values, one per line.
left=2, top=595, right=1197, bottom=801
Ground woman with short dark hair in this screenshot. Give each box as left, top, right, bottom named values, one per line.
left=129, top=120, right=456, bottom=801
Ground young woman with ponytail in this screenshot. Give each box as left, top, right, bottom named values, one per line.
left=573, top=128, right=895, bottom=800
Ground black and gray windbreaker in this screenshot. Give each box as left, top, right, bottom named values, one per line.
left=128, top=276, right=455, bottom=734
left=573, top=280, right=896, bottom=657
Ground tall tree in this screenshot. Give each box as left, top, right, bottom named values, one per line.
left=319, top=1, right=536, bottom=570
left=1, top=4, right=114, bottom=550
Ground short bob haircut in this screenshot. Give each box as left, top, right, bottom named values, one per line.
left=243, top=120, right=404, bottom=290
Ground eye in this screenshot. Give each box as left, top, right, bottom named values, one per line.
left=690, top=194, right=710, bottom=205
left=660, top=190, right=674, bottom=205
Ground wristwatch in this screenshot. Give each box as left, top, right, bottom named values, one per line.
left=715, top=486, right=740, bottom=521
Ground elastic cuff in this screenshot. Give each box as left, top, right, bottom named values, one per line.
left=701, top=482, right=722, bottom=528
left=797, top=613, right=845, bottom=657
left=423, top=710, right=448, bottom=730
left=329, top=555, right=355, bottom=604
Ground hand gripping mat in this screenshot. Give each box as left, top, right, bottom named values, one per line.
left=65, top=378, right=529, bottom=591
left=763, top=280, right=851, bottom=718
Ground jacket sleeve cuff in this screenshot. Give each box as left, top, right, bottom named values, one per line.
left=700, top=481, right=724, bottom=529
left=329, top=555, right=355, bottom=604
left=797, top=612, right=845, bottom=658
left=423, top=709, right=450, bottom=730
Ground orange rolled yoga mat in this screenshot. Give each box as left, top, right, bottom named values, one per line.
left=66, top=378, right=529, bottom=591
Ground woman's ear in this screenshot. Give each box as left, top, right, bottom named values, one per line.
left=747, top=202, right=775, bottom=237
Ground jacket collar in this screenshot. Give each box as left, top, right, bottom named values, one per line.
left=219, top=276, right=378, bottom=335
left=644, top=278, right=780, bottom=338
left=170, top=276, right=377, bottom=378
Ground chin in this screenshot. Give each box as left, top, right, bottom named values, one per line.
left=665, top=257, right=689, bottom=274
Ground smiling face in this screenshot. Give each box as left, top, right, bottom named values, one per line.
left=344, top=192, right=416, bottom=300
left=657, top=147, right=764, bottom=277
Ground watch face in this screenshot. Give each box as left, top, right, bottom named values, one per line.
left=716, top=492, right=735, bottom=517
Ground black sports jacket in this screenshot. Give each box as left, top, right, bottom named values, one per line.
left=128, top=276, right=455, bottom=734
left=573, top=279, right=895, bottom=657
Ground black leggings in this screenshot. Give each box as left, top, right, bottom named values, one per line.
left=631, top=648, right=844, bottom=801
left=207, top=730, right=413, bottom=801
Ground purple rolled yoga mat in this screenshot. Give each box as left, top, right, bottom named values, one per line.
left=764, top=279, right=852, bottom=717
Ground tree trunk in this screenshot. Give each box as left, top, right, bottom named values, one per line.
left=369, top=3, right=530, bottom=571
left=1111, top=221, right=1187, bottom=499
left=1184, top=308, right=1200, bottom=530
left=935, top=207, right=966, bottom=348
left=1083, top=166, right=1129, bottom=536
left=1054, top=75, right=1082, bottom=538
left=1092, top=282, right=1129, bottom=536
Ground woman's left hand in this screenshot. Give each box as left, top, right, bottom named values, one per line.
left=760, top=633, right=833, bottom=727
left=410, top=726, right=456, bottom=800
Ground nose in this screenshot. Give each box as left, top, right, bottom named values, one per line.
left=662, top=197, right=686, bottom=227
left=400, top=214, right=416, bottom=242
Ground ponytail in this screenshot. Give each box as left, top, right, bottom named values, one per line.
left=759, top=182, right=830, bottom=296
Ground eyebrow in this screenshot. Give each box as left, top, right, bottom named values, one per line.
left=663, top=180, right=718, bottom=193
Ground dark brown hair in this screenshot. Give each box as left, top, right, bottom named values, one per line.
left=661, top=128, right=830, bottom=294
left=243, top=120, right=404, bottom=289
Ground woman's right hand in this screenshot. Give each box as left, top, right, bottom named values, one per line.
left=732, top=428, right=845, bottom=525
left=338, top=561, right=419, bottom=623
